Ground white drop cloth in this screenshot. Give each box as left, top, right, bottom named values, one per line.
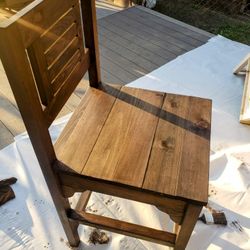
left=1, top=35, right=250, bottom=250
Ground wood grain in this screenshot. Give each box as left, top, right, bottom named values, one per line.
left=176, top=97, right=211, bottom=203
left=0, top=2, right=211, bottom=248
left=69, top=209, right=176, bottom=247
left=28, top=39, right=53, bottom=105
left=234, top=53, right=250, bottom=74
left=143, top=94, right=190, bottom=196
left=55, top=84, right=121, bottom=172
left=0, top=186, right=15, bottom=206
left=82, top=87, right=164, bottom=186
left=0, top=177, right=17, bottom=186
left=175, top=204, right=202, bottom=250
left=143, top=94, right=211, bottom=203
left=19, top=0, right=79, bottom=48
left=0, top=23, right=80, bottom=246
left=237, top=57, right=250, bottom=124
left=45, top=23, right=79, bottom=66
left=48, top=36, right=80, bottom=81
left=40, top=5, right=79, bottom=51
left=45, top=50, right=90, bottom=123
left=51, top=49, right=82, bottom=95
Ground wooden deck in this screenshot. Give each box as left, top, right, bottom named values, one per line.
left=0, top=2, right=212, bottom=149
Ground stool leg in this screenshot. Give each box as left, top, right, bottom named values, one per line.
left=174, top=204, right=202, bottom=250
left=173, top=223, right=180, bottom=235
left=57, top=197, right=80, bottom=247
left=70, top=191, right=92, bottom=242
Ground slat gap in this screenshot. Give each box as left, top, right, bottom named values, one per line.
left=47, top=36, right=78, bottom=71
left=44, top=21, right=77, bottom=55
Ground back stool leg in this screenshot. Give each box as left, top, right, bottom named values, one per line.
left=55, top=196, right=80, bottom=246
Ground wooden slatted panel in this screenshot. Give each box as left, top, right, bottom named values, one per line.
left=48, top=36, right=80, bottom=80
left=40, top=6, right=79, bottom=51
left=27, top=3, right=82, bottom=105
left=51, top=49, right=82, bottom=94
left=28, top=39, right=53, bottom=105
left=44, top=49, right=90, bottom=124
left=82, top=86, right=164, bottom=186
left=17, top=0, right=79, bottom=48
left=45, top=22, right=79, bottom=66
left=55, top=84, right=122, bottom=172
left=27, top=2, right=88, bottom=121
left=143, top=94, right=211, bottom=203
left=44, top=3, right=83, bottom=75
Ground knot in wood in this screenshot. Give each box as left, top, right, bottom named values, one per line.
left=194, top=118, right=209, bottom=129
left=161, top=137, right=175, bottom=152
left=169, top=99, right=178, bottom=108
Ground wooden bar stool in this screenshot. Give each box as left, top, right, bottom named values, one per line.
left=0, top=0, right=212, bottom=249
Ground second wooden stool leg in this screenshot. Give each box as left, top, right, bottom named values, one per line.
left=174, top=204, right=202, bottom=250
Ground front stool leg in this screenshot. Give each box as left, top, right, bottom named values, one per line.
left=174, top=204, right=202, bottom=250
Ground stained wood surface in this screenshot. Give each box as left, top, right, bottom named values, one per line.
left=55, top=85, right=121, bottom=172
left=175, top=204, right=202, bottom=250
left=69, top=209, right=176, bottom=247
left=0, top=3, right=211, bottom=149
left=0, top=3, right=211, bottom=248
left=56, top=85, right=211, bottom=204
left=143, top=94, right=211, bottom=203
left=82, top=87, right=164, bottom=186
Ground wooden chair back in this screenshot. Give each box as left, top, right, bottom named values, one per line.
left=0, top=0, right=101, bottom=206
left=0, top=0, right=100, bottom=126
left=0, top=2, right=100, bottom=245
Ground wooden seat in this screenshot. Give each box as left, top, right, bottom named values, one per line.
left=0, top=0, right=212, bottom=249
left=56, top=84, right=211, bottom=204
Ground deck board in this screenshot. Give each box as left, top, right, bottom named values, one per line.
left=118, top=9, right=200, bottom=50
left=98, top=27, right=167, bottom=66
left=98, top=19, right=177, bottom=60
left=0, top=3, right=212, bottom=149
left=130, top=7, right=210, bottom=44
left=100, top=15, right=187, bottom=55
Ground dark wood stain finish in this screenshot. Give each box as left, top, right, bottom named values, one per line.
left=0, top=1, right=212, bottom=249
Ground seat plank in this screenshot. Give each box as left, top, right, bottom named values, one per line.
left=55, top=84, right=121, bottom=173
left=176, top=96, right=211, bottom=203
left=56, top=85, right=210, bottom=203
left=143, top=94, right=190, bottom=196
left=143, top=94, right=211, bottom=203
left=82, top=86, right=164, bottom=187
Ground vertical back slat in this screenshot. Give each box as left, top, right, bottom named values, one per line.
left=28, top=40, right=53, bottom=106
left=81, top=0, right=101, bottom=87
left=44, top=49, right=90, bottom=123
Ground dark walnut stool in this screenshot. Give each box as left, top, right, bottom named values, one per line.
left=0, top=0, right=211, bottom=249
